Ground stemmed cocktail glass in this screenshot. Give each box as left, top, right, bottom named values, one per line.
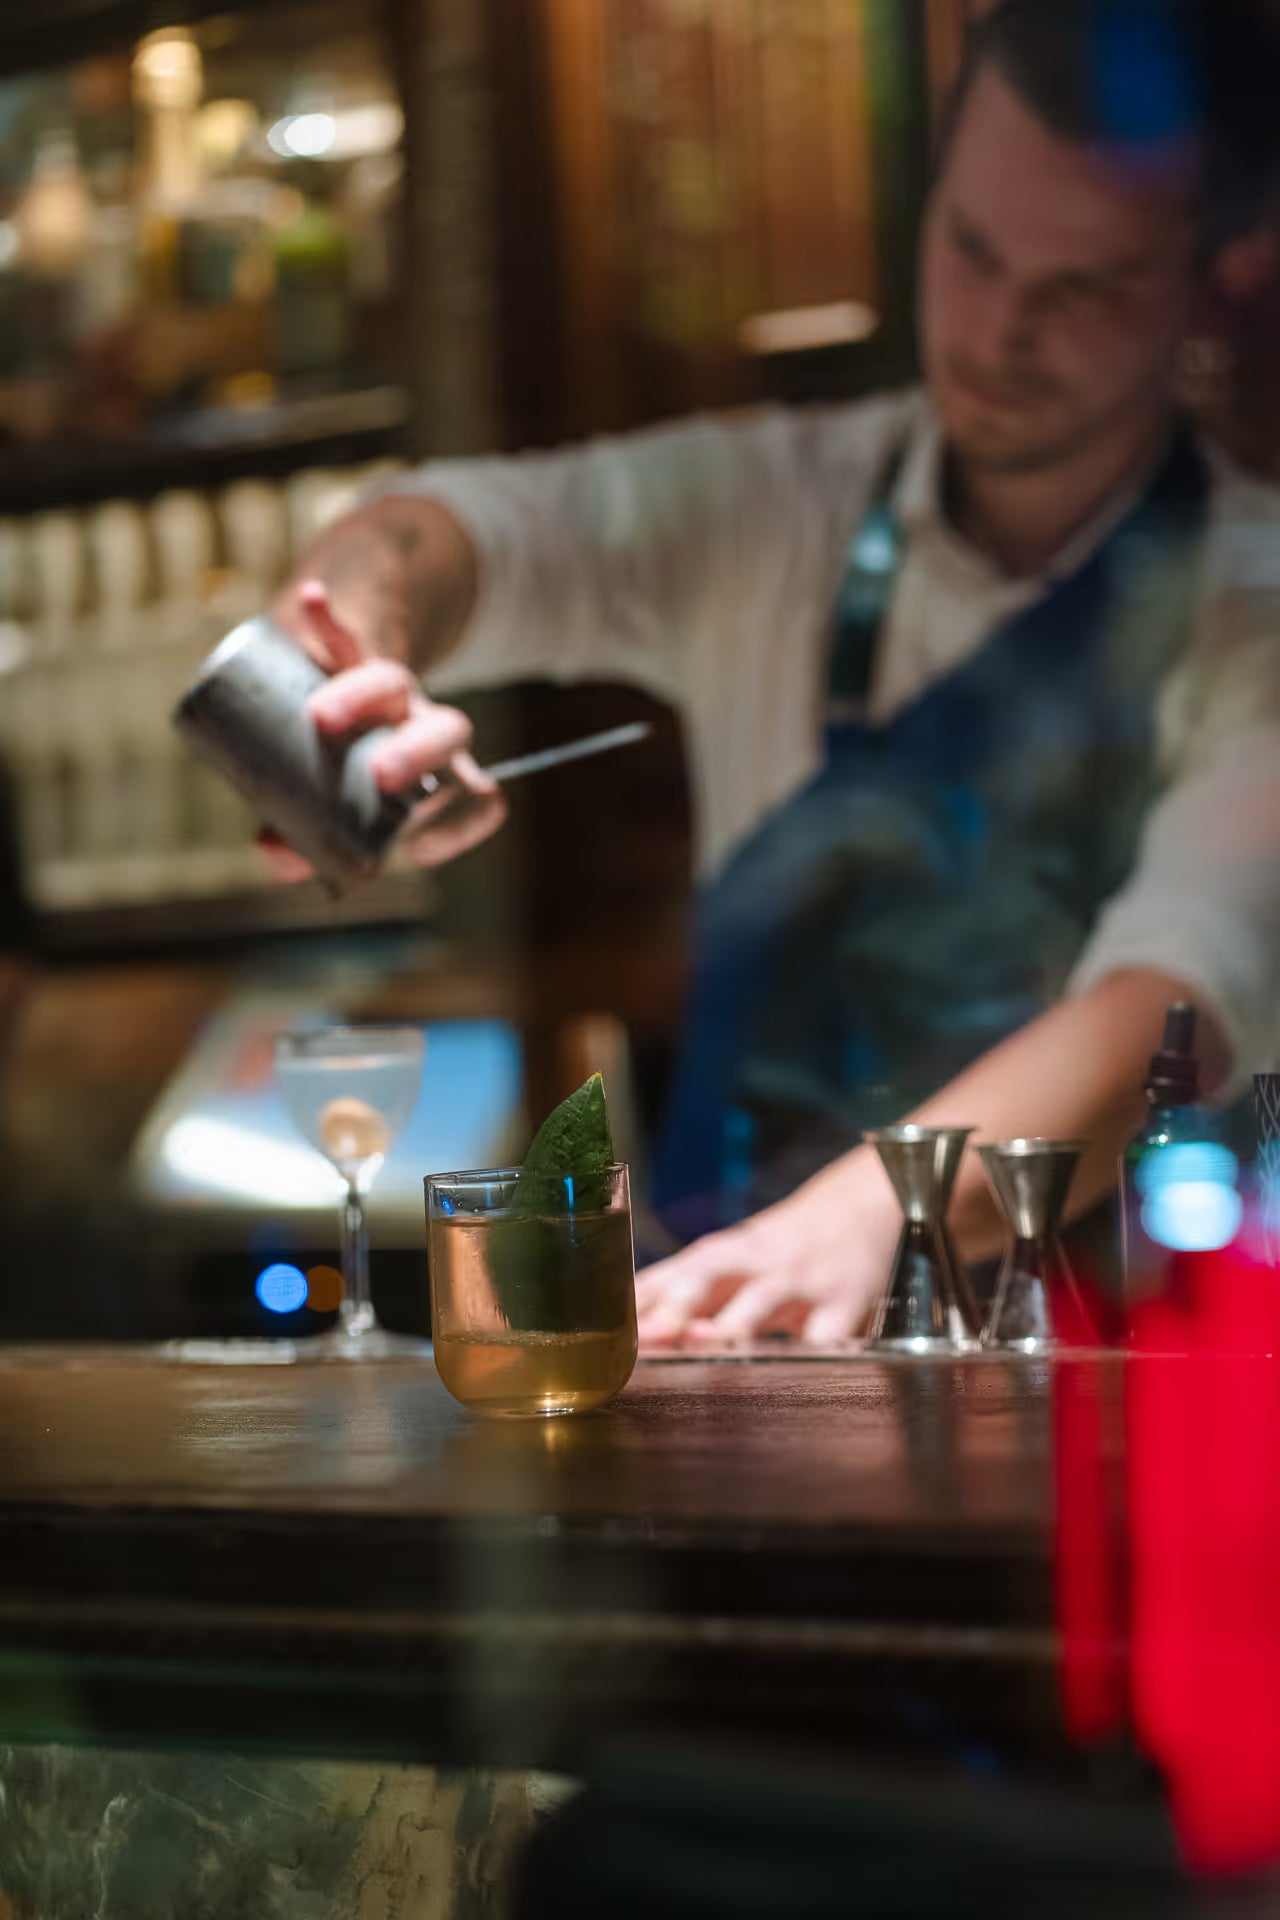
left=276, top=1025, right=425, bottom=1359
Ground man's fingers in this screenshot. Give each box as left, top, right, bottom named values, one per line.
left=368, top=709, right=476, bottom=792
left=309, top=658, right=420, bottom=733
left=450, top=750, right=500, bottom=798
left=687, top=1273, right=804, bottom=1346
left=297, top=580, right=364, bottom=672
left=634, top=1271, right=673, bottom=1314
left=256, top=829, right=315, bottom=885
left=633, top=1232, right=745, bottom=1314
left=637, top=1303, right=700, bottom=1349
left=637, top=1260, right=725, bottom=1344
left=403, top=789, right=507, bottom=868
left=802, top=1299, right=864, bottom=1348
left=637, top=1263, right=753, bottom=1348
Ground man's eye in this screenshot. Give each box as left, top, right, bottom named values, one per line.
left=954, top=228, right=996, bottom=274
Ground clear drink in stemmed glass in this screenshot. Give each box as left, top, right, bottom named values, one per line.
left=425, top=1163, right=636, bottom=1416
left=276, top=1025, right=425, bottom=1358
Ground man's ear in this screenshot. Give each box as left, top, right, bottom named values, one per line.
left=1210, top=226, right=1280, bottom=306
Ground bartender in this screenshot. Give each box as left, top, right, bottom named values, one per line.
left=269, top=0, right=1280, bottom=1344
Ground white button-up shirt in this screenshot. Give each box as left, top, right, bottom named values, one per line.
left=401, top=390, right=1280, bottom=1088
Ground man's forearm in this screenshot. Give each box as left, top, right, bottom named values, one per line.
left=275, top=494, right=480, bottom=676
left=898, top=967, right=1230, bottom=1260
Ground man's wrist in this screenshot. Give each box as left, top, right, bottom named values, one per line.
left=789, top=1143, right=902, bottom=1253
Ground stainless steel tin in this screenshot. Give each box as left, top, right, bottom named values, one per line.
left=172, top=617, right=413, bottom=889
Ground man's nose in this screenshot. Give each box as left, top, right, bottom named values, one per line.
left=988, top=282, right=1041, bottom=359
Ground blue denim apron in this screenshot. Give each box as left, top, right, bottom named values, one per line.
left=652, top=428, right=1210, bottom=1236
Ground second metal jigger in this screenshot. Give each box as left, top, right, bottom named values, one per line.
left=865, top=1126, right=981, bottom=1353
left=979, top=1139, right=1093, bottom=1352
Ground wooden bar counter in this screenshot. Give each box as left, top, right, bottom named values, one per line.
left=0, top=1349, right=1087, bottom=1771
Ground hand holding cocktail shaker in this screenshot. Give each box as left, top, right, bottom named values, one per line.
left=172, top=615, right=421, bottom=890
left=175, top=611, right=653, bottom=889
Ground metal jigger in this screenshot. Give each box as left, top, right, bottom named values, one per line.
left=865, top=1127, right=981, bottom=1353
left=979, top=1140, right=1091, bottom=1352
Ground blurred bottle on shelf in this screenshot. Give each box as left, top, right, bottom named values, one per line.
left=133, top=30, right=204, bottom=213
left=2, top=668, right=47, bottom=871
left=68, top=663, right=120, bottom=878
left=109, top=653, right=187, bottom=891
left=272, top=198, right=353, bottom=386
left=286, top=467, right=360, bottom=555
left=220, top=478, right=292, bottom=624
left=152, top=488, right=222, bottom=652
left=30, top=512, right=87, bottom=656
left=89, top=500, right=154, bottom=650
left=14, top=132, right=94, bottom=280
left=0, top=518, right=35, bottom=667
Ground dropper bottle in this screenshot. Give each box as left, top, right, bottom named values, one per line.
left=1120, top=1004, right=1240, bottom=1297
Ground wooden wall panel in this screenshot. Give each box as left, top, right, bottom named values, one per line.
left=742, top=0, right=879, bottom=316
left=406, top=0, right=501, bottom=455
left=542, top=0, right=623, bottom=433
left=533, top=0, right=883, bottom=430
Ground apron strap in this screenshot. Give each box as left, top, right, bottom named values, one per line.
left=826, top=437, right=910, bottom=720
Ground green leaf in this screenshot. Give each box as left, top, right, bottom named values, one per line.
left=513, top=1072, right=615, bottom=1215
left=487, top=1075, right=619, bottom=1329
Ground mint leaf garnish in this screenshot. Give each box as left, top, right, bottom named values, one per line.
left=514, top=1071, right=613, bottom=1212
left=488, top=1075, right=617, bottom=1329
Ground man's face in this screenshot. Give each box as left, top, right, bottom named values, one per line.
left=920, top=65, right=1201, bottom=475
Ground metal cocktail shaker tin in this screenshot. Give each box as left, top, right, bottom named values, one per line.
left=173, top=616, right=415, bottom=889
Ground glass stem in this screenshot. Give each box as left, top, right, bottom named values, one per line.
left=339, top=1181, right=375, bottom=1337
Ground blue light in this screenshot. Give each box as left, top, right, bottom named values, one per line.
left=1136, top=1141, right=1242, bottom=1253
left=255, top=1262, right=309, bottom=1314
left=1095, top=7, right=1198, bottom=150
left=852, top=520, right=898, bottom=575
left=1136, top=1142, right=1239, bottom=1199
left=1141, top=1184, right=1243, bottom=1254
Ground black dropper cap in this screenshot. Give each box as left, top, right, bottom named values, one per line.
left=1145, top=1003, right=1200, bottom=1107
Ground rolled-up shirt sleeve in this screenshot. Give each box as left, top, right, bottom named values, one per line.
left=1070, top=714, right=1280, bottom=1092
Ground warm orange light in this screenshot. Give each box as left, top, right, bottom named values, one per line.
left=306, top=1264, right=344, bottom=1313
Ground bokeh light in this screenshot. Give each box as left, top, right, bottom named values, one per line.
left=1138, top=1143, right=1243, bottom=1253
left=306, top=1264, right=344, bottom=1313
left=267, top=111, right=335, bottom=158
left=255, top=1262, right=309, bottom=1314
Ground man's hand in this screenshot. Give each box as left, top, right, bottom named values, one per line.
left=635, top=1150, right=900, bottom=1349
left=635, top=970, right=1229, bottom=1351
left=261, top=580, right=506, bottom=880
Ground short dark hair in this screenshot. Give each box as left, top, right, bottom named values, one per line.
left=940, top=0, right=1280, bottom=252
